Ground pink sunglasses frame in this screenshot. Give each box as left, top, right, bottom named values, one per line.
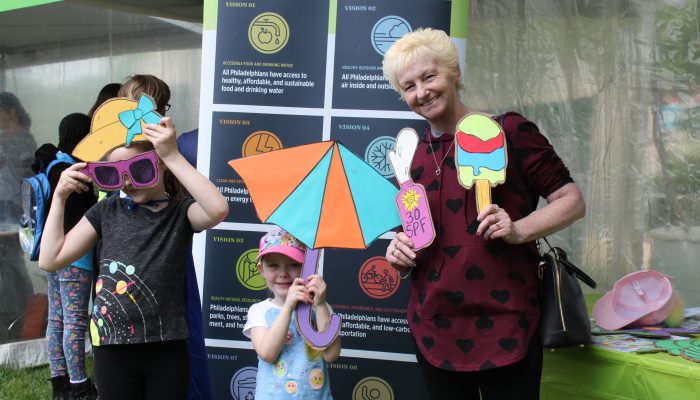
left=80, top=150, right=160, bottom=190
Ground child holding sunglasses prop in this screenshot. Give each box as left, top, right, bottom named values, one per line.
left=39, top=94, right=229, bottom=400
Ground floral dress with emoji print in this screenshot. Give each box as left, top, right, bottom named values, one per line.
left=243, top=299, right=333, bottom=399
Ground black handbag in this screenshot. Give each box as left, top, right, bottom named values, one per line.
left=500, top=114, right=597, bottom=348
left=538, top=238, right=597, bottom=348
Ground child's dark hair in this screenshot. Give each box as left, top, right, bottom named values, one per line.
left=88, top=83, right=121, bottom=118
left=58, top=113, right=91, bottom=154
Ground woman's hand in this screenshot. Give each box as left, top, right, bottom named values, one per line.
left=385, top=232, right=416, bottom=272
left=143, top=117, right=179, bottom=162
left=54, top=163, right=91, bottom=200
left=476, top=204, right=523, bottom=243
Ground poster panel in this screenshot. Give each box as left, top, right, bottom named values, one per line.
left=203, top=229, right=266, bottom=340
left=209, top=112, right=323, bottom=224
left=331, top=117, right=429, bottom=180
left=332, top=0, right=451, bottom=110
left=199, top=0, right=468, bottom=397
left=214, top=0, right=329, bottom=107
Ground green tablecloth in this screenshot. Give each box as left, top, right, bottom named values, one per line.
left=542, top=345, right=700, bottom=399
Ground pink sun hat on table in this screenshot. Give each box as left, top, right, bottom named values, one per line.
left=593, top=270, right=678, bottom=330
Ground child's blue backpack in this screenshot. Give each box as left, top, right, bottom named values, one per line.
left=19, top=152, right=75, bottom=261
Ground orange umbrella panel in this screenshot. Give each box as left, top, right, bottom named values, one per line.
left=229, top=141, right=401, bottom=249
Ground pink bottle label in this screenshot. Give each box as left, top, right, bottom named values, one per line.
left=395, top=181, right=435, bottom=250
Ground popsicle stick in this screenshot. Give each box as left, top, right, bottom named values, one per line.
left=475, top=179, right=492, bottom=213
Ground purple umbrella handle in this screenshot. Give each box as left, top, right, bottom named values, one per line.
left=296, top=248, right=342, bottom=349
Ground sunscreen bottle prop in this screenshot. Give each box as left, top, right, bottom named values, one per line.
left=388, top=128, right=436, bottom=250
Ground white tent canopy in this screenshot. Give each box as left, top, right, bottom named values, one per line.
left=0, top=0, right=204, bottom=367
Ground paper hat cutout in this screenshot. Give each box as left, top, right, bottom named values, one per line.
left=593, top=270, right=677, bottom=330
left=72, top=94, right=162, bottom=162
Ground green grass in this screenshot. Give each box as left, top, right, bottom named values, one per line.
left=0, top=363, right=51, bottom=399
left=0, top=357, right=94, bottom=400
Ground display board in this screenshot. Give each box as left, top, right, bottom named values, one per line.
left=196, top=1, right=468, bottom=398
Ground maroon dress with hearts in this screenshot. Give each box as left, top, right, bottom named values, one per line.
left=407, top=112, right=574, bottom=371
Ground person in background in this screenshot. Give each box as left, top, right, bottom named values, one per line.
left=382, top=28, right=585, bottom=399
left=0, top=92, right=36, bottom=341
left=39, top=95, right=229, bottom=400
left=176, top=126, right=211, bottom=400
left=87, top=83, right=121, bottom=118
left=34, top=113, right=98, bottom=400
left=0, top=92, right=37, bottom=224
left=243, top=228, right=340, bottom=399
left=177, top=128, right=198, bottom=168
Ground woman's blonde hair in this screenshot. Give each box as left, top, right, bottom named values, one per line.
left=382, top=28, right=463, bottom=96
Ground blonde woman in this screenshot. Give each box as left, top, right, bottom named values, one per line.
left=383, top=28, right=585, bottom=400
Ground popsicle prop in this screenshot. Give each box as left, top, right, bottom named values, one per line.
left=388, top=128, right=436, bottom=250
left=455, top=113, right=508, bottom=213
left=295, top=248, right=341, bottom=350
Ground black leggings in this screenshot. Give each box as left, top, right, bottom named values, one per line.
left=415, top=335, right=543, bottom=400
left=93, top=340, right=189, bottom=400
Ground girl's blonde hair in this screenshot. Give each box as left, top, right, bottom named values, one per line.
left=382, top=28, right=463, bottom=96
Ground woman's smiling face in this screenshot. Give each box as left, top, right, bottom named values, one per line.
left=397, top=56, right=460, bottom=124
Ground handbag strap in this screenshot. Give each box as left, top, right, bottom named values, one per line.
left=548, top=247, right=598, bottom=289
left=500, top=114, right=596, bottom=289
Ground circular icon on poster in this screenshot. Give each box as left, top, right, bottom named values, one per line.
left=236, top=248, right=266, bottom=290
left=242, top=130, right=283, bottom=157
left=371, top=16, right=411, bottom=56
left=230, top=366, right=257, bottom=400
left=352, top=376, right=394, bottom=400
left=359, top=256, right=399, bottom=299
left=365, top=136, right=396, bottom=178
left=248, top=12, right=289, bottom=54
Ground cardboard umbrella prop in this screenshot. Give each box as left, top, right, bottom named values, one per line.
left=455, top=113, right=508, bottom=213
left=229, top=140, right=401, bottom=348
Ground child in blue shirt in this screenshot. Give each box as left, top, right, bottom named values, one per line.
left=243, top=228, right=341, bottom=399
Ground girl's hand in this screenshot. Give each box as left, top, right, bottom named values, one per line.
left=143, top=117, right=179, bottom=161
left=54, top=163, right=91, bottom=200
left=305, top=274, right=327, bottom=306
left=283, top=278, right=311, bottom=310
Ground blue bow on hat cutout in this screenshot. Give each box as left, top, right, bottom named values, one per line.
left=118, top=95, right=162, bottom=146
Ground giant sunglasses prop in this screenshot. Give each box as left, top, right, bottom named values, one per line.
left=80, top=150, right=159, bottom=191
